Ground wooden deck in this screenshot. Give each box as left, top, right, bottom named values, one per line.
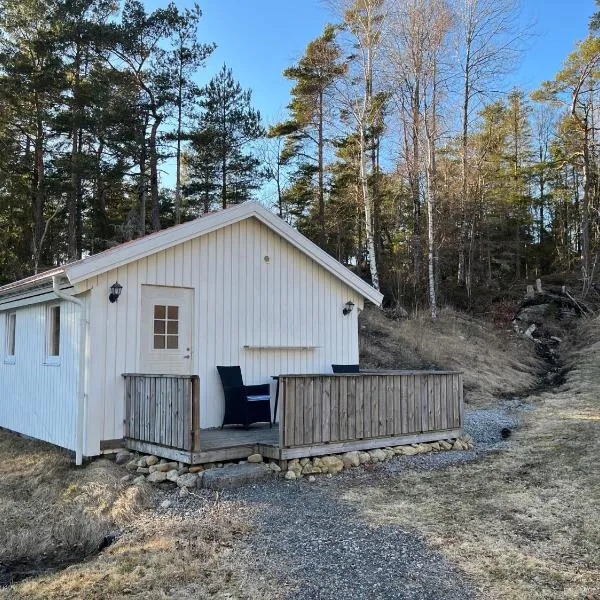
left=123, top=371, right=464, bottom=465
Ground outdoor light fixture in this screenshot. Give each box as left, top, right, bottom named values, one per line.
left=109, top=281, right=123, bottom=303
left=343, top=301, right=355, bottom=315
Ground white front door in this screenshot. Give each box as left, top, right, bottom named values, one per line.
left=140, top=285, right=194, bottom=375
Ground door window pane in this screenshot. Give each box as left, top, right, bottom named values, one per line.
left=153, top=304, right=179, bottom=350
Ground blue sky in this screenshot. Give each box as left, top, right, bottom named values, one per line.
left=143, top=0, right=598, bottom=188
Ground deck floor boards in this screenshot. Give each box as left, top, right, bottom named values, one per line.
left=200, top=425, right=279, bottom=451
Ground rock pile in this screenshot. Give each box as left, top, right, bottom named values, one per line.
left=283, top=436, right=474, bottom=480
left=116, top=435, right=474, bottom=487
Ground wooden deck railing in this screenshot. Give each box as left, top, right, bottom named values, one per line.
left=123, top=374, right=200, bottom=452
left=278, top=371, right=463, bottom=450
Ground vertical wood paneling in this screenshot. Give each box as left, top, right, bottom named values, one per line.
left=0, top=299, right=83, bottom=451
left=123, top=374, right=193, bottom=450
left=279, top=373, right=463, bottom=448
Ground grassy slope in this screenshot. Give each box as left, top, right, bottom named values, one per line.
left=347, top=313, right=600, bottom=599
left=359, top=306, right=545, bottom=406
left=0, top=434, right=272, bottom=599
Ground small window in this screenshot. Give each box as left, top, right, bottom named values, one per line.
left=153, top=304, right=179, bottom=350
left=5, top=312, right=16, bottom=361
left=47, top=305, right=60, bottom=359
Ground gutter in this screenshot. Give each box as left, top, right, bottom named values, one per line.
left=52, top=276, right=87, bottom=466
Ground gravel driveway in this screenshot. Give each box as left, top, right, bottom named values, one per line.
left=163, top=402, right=530, bottom=599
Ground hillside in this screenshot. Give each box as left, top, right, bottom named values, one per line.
left=359, top=306, right=546, bottom=406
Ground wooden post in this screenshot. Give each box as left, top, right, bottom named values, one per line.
left=536, top=278, right=543, bottom=294
left=191, top=375, right=201, bottom=452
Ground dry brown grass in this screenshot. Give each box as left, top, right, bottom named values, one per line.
left=359, top=306, right=545, bottom=406
left=0, top=433, right=278, bottom=599
left=347, top=315, right=600, bottom=599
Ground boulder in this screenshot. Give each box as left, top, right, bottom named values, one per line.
left=177, top=467, right=189, bottom=476
left=149, top=462, right=178, bottom=473
left=368, top=449, right=387, bottom=463
left=201, top=463, right=273, bottom=490
left=301, top=464, right=321, bottom=475
left=247, top=453, right=263, bottom=464
left=415, top=443, right=432, bottom=453
left=452, top=440, right=465, bottom=451
left=320, top=455, right=344, bottom=474
left=439, top=440, right=453, bottom=450
left=125, top=460, right=139, bottom=472
left=516, top=303, right=550, bottom=326
left=115, top=451, right=132, bottom=465
left=429, top=442, right=441, bottom=451
left=146, top=455, right=159, bottom=466
left=189, top=465, right=204, bottom=473
left=383, top=447, right=395, bottom=459
left=137, top=457, right=148, bottom=468
left=342, top=451, right=360, bottom=468
left=308, top=475, right=316, bottom=482
left=147, top=471, right=167, bottom=483
left=136, top=467, right=150, bottom=475
left=358, top=452, right=371, bottom=464
left=177, top=473, right=199, bottom=489
left=400, top=446, right=419, bottom=456
left=268, top=462, right=282, bottom=473
left=288, top=459, right=303, bottom=477
left=285, top=470, right=297, bottom=480
left=300, top=457, right=311, bottom=466
left=133, top=475, right=146, bottom=485
left=166, top=469, right=179, bottom=482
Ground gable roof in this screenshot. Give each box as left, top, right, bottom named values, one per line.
left=0, top=203, right=383, bottom=306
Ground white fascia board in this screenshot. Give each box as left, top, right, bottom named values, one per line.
left=64, top=202, right=384, bottom=306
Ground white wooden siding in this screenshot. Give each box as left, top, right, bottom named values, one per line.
left=0, top=299, right=82, bottom=450
left=82, top=217, right=363, bottom=455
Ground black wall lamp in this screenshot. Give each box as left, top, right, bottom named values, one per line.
left=343, top=301, right=355, bottom=315
left=109, top=281, right=123, bottom=303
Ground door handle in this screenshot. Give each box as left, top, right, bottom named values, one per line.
left=183, top=354, right=191, bottom=359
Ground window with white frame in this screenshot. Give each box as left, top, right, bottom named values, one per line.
left=46, top=305, right=61, bottom=361
left=5, top=312, right=16, bottom=361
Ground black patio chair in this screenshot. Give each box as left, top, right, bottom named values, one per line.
left=217, top=366, right=272, bottom=429
left=331, top=364, right=360, bottom=373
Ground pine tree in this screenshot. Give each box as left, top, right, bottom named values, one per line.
left=272, top=26, right=346, bottom=245
left=187, top=64, right=263, bottom=209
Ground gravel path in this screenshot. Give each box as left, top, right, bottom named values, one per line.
left=228, top=482, right=474, bottom=600
left=163, top=402, right=532, bottom=599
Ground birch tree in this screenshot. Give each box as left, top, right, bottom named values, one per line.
left=337, top=0, right=387, bottom=291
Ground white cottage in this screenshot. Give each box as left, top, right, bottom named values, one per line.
left=0, top=202, right=383, bottom=464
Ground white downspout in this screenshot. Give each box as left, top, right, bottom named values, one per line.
left=53, top=276, right=87, bottom=466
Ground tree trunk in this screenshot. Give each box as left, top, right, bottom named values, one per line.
left=68, top=43, right=81, bottom=261
left=32, top=95, right=45, bottom=272
left=138, top=112, right=149, bottom=237
left=458, top=43, right=471, bottom=288
left=175, top=60, right=184, bottom=224
left=149, top=115, right=161, bottom=232
left=318, top=89, right=325, bottom=246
